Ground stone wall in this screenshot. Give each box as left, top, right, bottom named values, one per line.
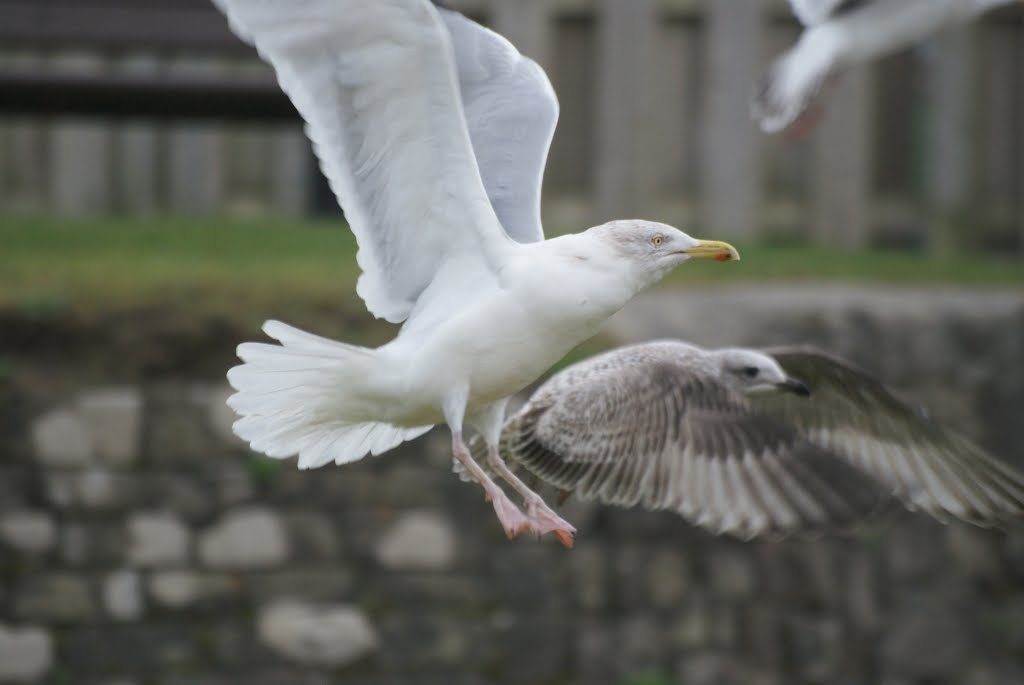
left=2, top=286, right=1024, bottom=685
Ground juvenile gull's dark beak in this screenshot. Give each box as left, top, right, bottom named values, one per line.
left=778, top=377, right=811, bottom=397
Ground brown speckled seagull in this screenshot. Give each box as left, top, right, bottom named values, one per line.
left=469, top=341, right=1024, bottom=540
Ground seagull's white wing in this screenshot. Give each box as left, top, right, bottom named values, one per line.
left=438, top=9, right=558, bottom=243
left=788, top=0, right=860, bottom=26
left=759, top=347, right=1024, bottom=526
left=502, top=356, right=886, bottom=540
left=213, top=0, right=511, bottom=323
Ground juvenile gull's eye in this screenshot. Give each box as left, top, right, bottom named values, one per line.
left=743, top=366, right=759, bottom=378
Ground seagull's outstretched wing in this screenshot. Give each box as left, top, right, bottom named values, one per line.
left=787, top=0, right=862, bottom=26
left=213, top=0, right=510, bottom=323
left=757, top=0, right=989, bottom=133
left=439, top=9, right=558, bottom=244
left=758, top=347, right=1024, bottom=525
left=505, top=360, right=885, bottom=540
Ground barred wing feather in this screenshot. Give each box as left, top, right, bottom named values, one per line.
left=758, top=347, right=1024, bottom=525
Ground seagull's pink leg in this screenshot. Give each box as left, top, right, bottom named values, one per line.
left=451, top=433, right=530, bottom=540
left=470, top=399, right=576, bottom=547
left=445, top=391, right=530, bottom=539
left=485, top=450, right=576, bottom=548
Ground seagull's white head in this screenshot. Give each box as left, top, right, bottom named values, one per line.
left=588, top=219, right=740, bottom=287
left=710, top=348, right=811, bottom=397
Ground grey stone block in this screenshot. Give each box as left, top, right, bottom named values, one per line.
left=127, top=512, right=190, bottom=567
left=375, top=510, right=456, bottom=571
left=76, top=387, right=142, bottom=465
left=257, top=600, right=377, bottom=667
left=104, top=569, right=144, bottom=621
left=0, top=623, right=52, bottom=682
left=14, top=573, right=95, bottom=622
left=149, top=571, right=200, bottom=609
left=76, top=467, right=119, bottom=509
left=148, top=571, right=242, bottom=610
left=199, top=507, right=289, bottom=569
left=31, top=407, right=93, bottom=466
left=0, top=510, right=56, bottom=553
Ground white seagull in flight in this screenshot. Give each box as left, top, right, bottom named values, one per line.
left=752, top=0, right=1020, bottom=136
left=213, top=0, right=739, bottom=546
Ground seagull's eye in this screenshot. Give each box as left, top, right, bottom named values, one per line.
left=650, top=235, right=664, bottom=247
left=742, top=366, right=759, bottom=378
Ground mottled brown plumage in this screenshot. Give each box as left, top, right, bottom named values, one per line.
left=465, top=341, right=1024, bottom=541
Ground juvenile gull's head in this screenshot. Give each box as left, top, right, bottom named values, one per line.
left=709, top=347, right=810, bottom=397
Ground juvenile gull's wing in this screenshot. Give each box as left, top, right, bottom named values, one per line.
left=504, top=357, right=885, bottom=540
left=439, top=8, right=558, bottom=243
left=758, top=347, right=1024, bottom=526
left=213, top=0, right=511, bottom=323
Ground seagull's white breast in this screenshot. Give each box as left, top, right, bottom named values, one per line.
left=386, top=242, right=640, bottom=423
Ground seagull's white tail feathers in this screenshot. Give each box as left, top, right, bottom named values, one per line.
left=227, top=320, right=432, bottom=469
left=752, top=30, right=837, bottom=134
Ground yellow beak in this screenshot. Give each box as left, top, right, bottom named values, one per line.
left=683, top=239, right=741, bottom=262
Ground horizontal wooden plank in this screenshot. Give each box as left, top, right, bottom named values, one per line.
left=0, top=2, right=245, bottom=51
left=0, top=71, right=295, bottom=121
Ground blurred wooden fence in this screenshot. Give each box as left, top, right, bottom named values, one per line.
left=0, top=0, right=1021, bottom=253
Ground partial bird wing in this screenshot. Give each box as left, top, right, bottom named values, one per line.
left=788, top=0, right=863, bottom=26
left=505, top=358, right=885, bottom=540
left=438, top=8, right=558, bottom=243
left=757, top=347, right=1024, bottom=525
left=213, top=0, right=511, bottom=323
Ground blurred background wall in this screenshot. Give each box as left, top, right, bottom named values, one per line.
left=2, top=2, right=1024, bottom=685
left=3, top=287, right=1024, bottom=685
left=0, top=0, right=1021, bottom=253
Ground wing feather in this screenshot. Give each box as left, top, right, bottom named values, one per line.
left=788, top=0, right=865, bottom=26
left=439, top=9, right=557, bottom=243
left=504, top=359, right=886, bottom=539
left=213, top=0, right=510, bottom=323
left=760, top=347, right=1024, bottom=525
